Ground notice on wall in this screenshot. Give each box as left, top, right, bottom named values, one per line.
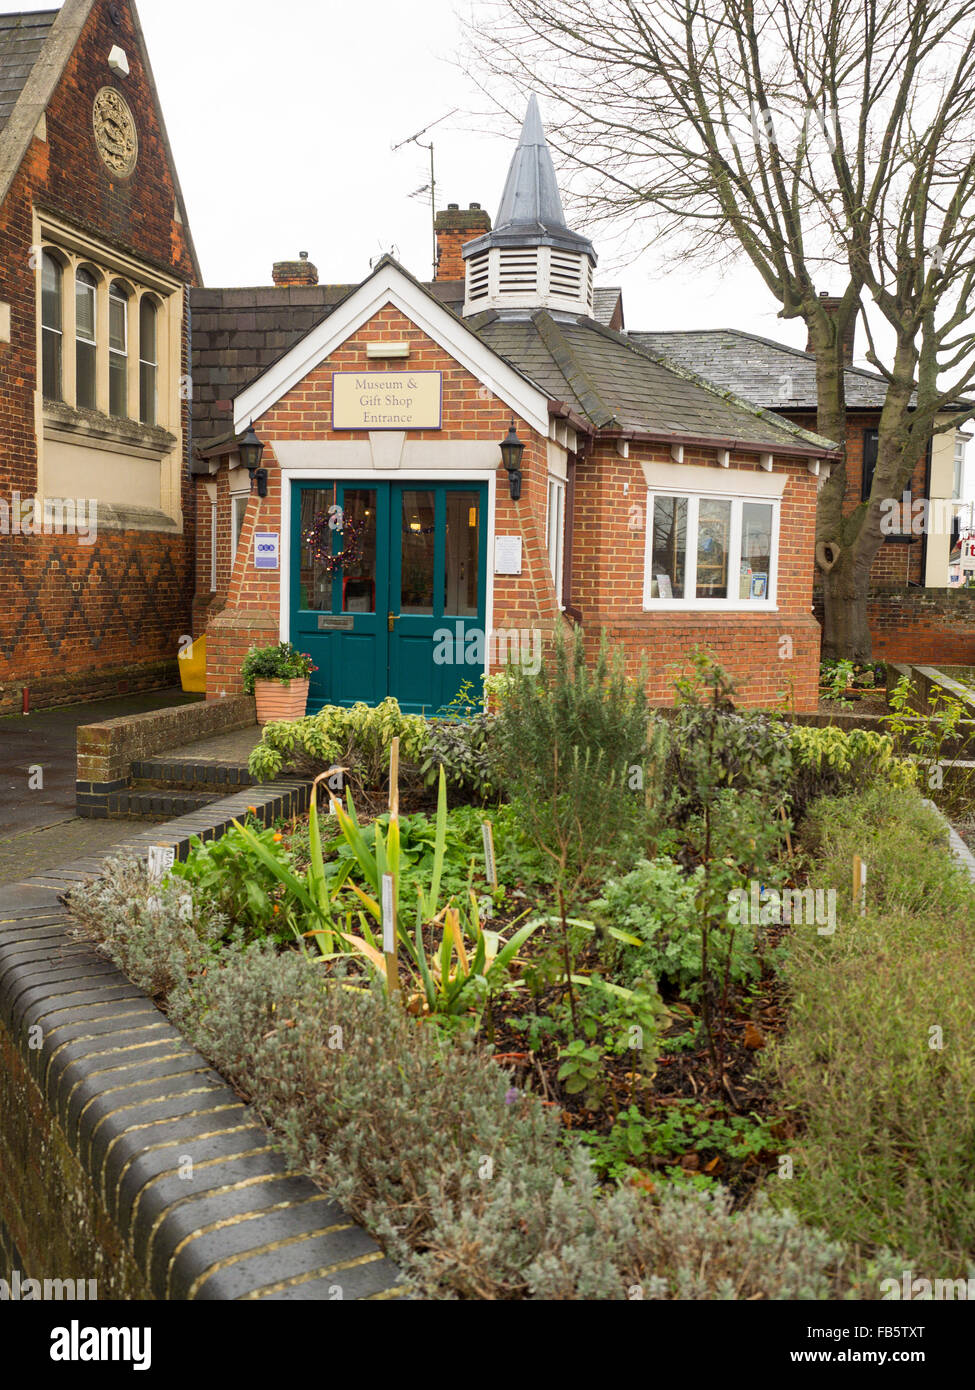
left=494, top=535, right=523, bottom=575
left=255, top=533, right=279, bottom=569
left=332, top=372, right=443, bottom=430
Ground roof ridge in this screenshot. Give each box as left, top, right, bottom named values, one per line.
left=586, top=316, right=838, bottom=451
left=532, top=310, right=619, bottom=429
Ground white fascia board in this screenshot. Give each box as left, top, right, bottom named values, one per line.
left=234, top=264, right=550, bottom=436
left=641, top=459, right=787, bottom=499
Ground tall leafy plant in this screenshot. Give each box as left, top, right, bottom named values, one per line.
left=494, top=627, right=650, bottom=1032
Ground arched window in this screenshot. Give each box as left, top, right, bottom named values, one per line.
left=41, top=252, right=63, bottom=400
left=139, top=296, right=157, bottom=426
left=75, top=268, right=97, bottom=410
left=109, top=281, right=129, bottom=418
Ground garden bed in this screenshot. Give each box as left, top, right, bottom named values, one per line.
left=61, top=642, right=972, bottom=1298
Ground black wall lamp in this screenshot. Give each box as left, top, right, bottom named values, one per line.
left=238, top=422, right=268, bottom=498
left=500, top=419, right=525, bottom=501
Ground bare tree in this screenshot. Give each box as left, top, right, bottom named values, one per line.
left=465, top=0, right=975, bottom=657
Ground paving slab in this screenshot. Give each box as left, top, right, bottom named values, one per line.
left=0, top=689, right=199, bottom=837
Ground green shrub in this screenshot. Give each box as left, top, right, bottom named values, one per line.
left=787, top=724, right=916, bottom=814
left=248, top=697, right=428, bottom=787
left=170, top=819, right=300, bottom=945
left=769, top=785, right=975, bottom=1276
left=64, top=856, right=228, bottom=998
left=420, top=712, right=500, bottom=802
left=590, top=856, right=761, bottom=993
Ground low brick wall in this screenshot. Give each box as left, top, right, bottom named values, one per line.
left=862, top=589, right=975, bottom=664
left=0, top=797, right=403, bottom=1301
left=76, top=696, right=257, bottom=804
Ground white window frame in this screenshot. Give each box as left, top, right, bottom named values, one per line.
left=546, top=474, right=566, bottom=601
left=210, top=499, right=218, bottom=592
left=643, top=487, right=781, bottom=611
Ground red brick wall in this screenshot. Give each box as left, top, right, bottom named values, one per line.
left=0, top=0, right=196, bottom=710
left=573, top=443, right=821, bottom=710
left=203, top=303, right=560, bottom=698
left=864, top=589, right=975, bottom=664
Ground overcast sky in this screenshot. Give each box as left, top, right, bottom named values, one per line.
left=19, top=0, right=812, bottom=351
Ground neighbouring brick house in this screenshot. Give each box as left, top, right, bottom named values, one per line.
left=193, top=97, right=837, bottom=713
left=633, top=323, right=969, bottom=591
left=0, top=0, right=198, bottom=714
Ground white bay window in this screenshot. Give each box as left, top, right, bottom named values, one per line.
left=644, top=487, right=779, bottom=609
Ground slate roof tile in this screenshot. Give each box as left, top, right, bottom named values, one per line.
left=0, top=10, right=57, bottom=135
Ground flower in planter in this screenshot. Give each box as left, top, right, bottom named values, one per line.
left=241, top=641, right=316, bottom=695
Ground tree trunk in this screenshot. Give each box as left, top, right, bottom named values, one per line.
left=821, top=546, right=873, bottom=661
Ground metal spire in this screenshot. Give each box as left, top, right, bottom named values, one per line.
left=495, top=94, right=570, bottom=232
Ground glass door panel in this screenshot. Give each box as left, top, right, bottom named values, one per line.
left=399, top=489, right=437, bottom=614
left=445, top=491, right=480, bottom=617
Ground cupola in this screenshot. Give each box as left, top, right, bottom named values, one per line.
left=462, top=95, right=596, bottom=318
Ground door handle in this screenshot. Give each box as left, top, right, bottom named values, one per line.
left=388, top=611, right=397, bottom=632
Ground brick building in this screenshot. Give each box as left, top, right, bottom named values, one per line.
left=193, top=97, right=836, bottom=713
left=634, top=324, right=969, bottom=590
left=0, top=0, right=198, bottom=714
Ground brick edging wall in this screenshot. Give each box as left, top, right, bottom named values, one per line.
left=77, top=694, right=258, bottom=797
left=0, top=787, right=404, bottom=1301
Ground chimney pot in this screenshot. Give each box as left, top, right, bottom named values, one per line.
left=807, top=294, right=858, bottom=366
left=448, top=202, right=459, bottom=210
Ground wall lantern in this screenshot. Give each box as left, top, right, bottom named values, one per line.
left=238, top=422, right=268, bottom=498
left=499, top=420, right=525, bottom=501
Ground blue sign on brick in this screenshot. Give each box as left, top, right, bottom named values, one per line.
left=255, top=533, right=279, bottom=569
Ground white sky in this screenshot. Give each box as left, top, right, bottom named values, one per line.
left=26, top=0, right=810, bottom=348
left=15, top=0, right=974, bottom=495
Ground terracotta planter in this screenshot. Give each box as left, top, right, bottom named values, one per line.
left=253, top=678, right=310, bottom=726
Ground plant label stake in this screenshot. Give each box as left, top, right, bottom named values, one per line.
left=852, top=855, right=867, bottom=916
left=382, top=871, right=398, bottom=991
left=147, top=845, right=175, bottom=881
left=482, top=821, right=498, bottom=889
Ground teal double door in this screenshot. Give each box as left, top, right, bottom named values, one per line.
left=291, top=480, right=488, bottom=714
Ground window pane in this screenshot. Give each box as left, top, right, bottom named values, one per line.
left=299, top=489, right=336, bottom=612
left=740, top=502, right=773, bottom=600
left=138, top=299, right=157, bottom=425
left=76, top=271, right=96, bottom=341
left=109, top=286, right=127, bottom=351
left=232, top=494, right=248, bottom=553
left=139, top=297, right=156, bottom=362
left=696, top=498, right=731, bottom=599
left=401, top=489, right=436, bottom=614
left=140, top=361, right=157, bottom=425
left=109, top=352, right=127, bottom=417
left=340, top=488, right=377, bottom=613
left=41, top=254, right=61, bottom=330
left=445, top=491, right=479, bottom=616
left=42, top=329, right=62, bottom=401
left=651, top=495, right=687, bottom=599
left=77, top=340, right=96, bottom=410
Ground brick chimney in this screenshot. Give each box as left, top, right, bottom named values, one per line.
left=272, top=251, right=319, bottom=287
left=806, top=292, right=857, bottom=365
left=434, top=203, right=491, bottom=281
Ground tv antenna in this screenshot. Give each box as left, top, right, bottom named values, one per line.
left=392, top=110, right=458, bottom=279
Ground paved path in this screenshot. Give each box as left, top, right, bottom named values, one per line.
left=0, top=689, right=201, bottom=884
